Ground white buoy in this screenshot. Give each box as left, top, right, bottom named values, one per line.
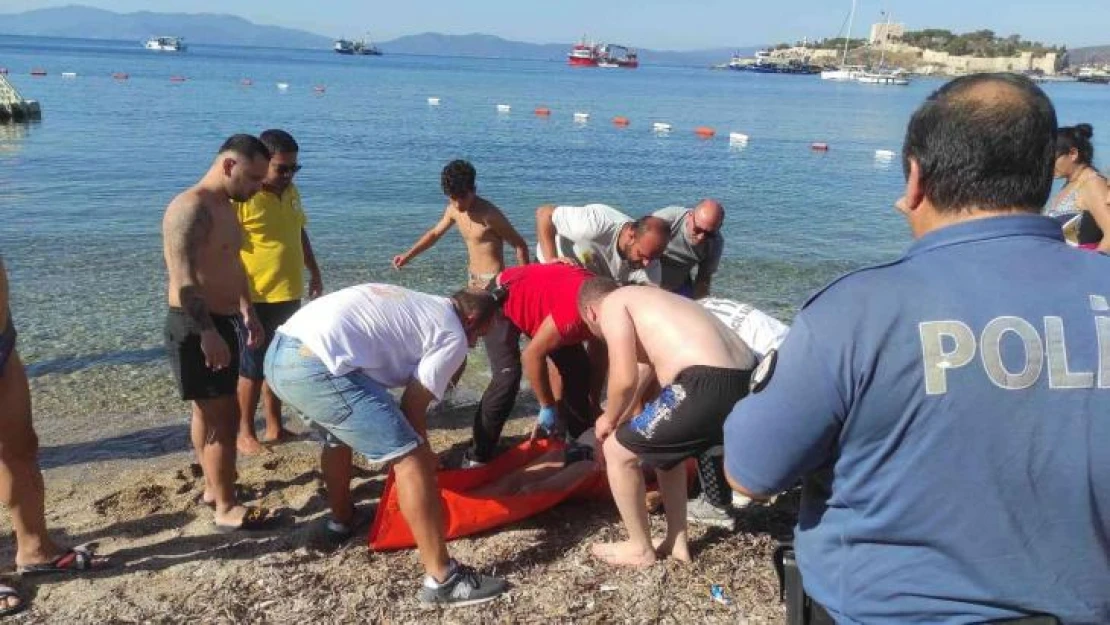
left=573, top=112, right=589, bottom=122
left=729, top=132, right=750, bottom=144
left=496, top=104, right=511, bottom=113
left=276, top=82, right=289, bottom=90
left=61, top=72, right=77, bottom=78
left=875, top=149, right=896, bottom=159
left=652, top=122, right=672, bottom=133
left=427, top=97, right=441, bottom=106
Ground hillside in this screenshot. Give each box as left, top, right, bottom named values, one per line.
left=1069, top=45, right=1110, bottom=65
left=0, top=6, right=751, bottom=65
left=383, top=32, right=747, bottom=66
left=0, top=5, right=334, bottom=49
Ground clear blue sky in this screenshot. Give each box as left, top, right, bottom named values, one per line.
left=7, top=0, right=1109, bottom=49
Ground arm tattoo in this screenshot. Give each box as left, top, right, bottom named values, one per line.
left=180, top=285, right=214, bottom=331
left=166, top=203, right=215, bottom=331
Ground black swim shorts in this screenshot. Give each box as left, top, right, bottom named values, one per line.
left=0, top=312, right=15, bottom=376
left=616, top=366, right=751, bottom=470
left=164, top=308, right=242, bottom=401
left=239, top=300, right=300, bottom=381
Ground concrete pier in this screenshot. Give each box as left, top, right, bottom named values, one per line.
left=0, top=74, right=42, bottom=123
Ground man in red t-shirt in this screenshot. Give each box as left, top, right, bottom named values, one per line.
left=465, top=263, right=601, bottom=465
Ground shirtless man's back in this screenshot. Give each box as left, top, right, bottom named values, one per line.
left=578, top=279, right=754, bottom=569
left=162, top=134, right=275, bottom=532
left=393, top=160, right=529, bottom=287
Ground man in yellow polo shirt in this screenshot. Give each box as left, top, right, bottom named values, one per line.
left=236, top=129, right=323, bottom=455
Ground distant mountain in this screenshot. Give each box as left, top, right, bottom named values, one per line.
left=0, top=5, right=753, bottom=66
left=1069, top=45, right=1110, bottom=65
left=382, top=32, right=750, bottom=67
left=0, top=5, right=333, bottom=49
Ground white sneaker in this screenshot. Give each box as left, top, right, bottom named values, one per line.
left=687, top=495, right=737, bottom=531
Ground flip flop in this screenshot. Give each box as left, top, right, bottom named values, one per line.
left=213, top=506, right=277, bottom=533
left=17, top=543, right=108, bottom=577
left=0, top=583, right=25, bottom=617
left=324, top=506, right=373, bottom=546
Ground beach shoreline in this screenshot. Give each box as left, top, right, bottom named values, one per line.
left=3, top=389, right=797, bottom=623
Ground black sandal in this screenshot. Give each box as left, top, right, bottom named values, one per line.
left=213, top=506, right=276, bottom=533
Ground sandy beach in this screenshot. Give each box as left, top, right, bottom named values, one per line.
left=2, top=372, right=798, bottom=623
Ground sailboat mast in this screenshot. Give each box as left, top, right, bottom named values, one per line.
left=841, top=0, right=856, bottom=65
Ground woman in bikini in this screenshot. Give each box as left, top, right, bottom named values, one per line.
left=1047, top=124, right=1110, bottom=252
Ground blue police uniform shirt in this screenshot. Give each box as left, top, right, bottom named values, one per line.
left=723, top=215, right=1110, bottom=624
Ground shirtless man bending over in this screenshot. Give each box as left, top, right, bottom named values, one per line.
left=579, top=279, right=755, bottom=567
left=162, top=134, right=273, bottom=532
left=393, top=160, right=529, bottom=287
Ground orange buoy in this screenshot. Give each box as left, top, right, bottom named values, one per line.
left=170, top=75, right=187, bottom=83
left=534, top=107, right=551, bottom=116
left=112, top=72, right=129, bottom=80
left=811, top=142, right=830, bottom=151
left=30, top=68, right=47, bottom=77
left=612, top=116, right=630, bottom=127
left=694, top=126, right=716, bottom=138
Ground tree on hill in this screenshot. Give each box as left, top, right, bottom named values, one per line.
left=896, top=29, right=1060, bottom=57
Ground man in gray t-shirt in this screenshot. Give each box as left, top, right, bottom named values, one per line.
left=653, top=200, right=725, bottom=298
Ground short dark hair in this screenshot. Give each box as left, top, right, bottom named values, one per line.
left=441, top=160, right=477, bottom=197
left=451, top=288, right=497, bottom=327
left=1056, top=124, right=1094, bottom=167
left=631, top=216, right=670, bottom=239
left=901, top=73, right=1057, bottom=214
left=259, top=129, right=299, bottom=155
left=577, top=277, right=620, bottom=317
left=219, top=134, right=271, bottom=162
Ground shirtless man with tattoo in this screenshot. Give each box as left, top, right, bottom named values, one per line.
left=162, top=134, right=274, bottom=532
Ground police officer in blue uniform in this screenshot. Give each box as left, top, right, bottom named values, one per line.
left=723, top=73, right=1110, bottom=623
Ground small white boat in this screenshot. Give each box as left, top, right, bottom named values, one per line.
left=144, top=36, right=186, bottom=52
left=821, top=65, right=865, bottom=81
left=496, top=104, right=511, bottom=113
left=857, top=72, right=910, bottom=86
left=276, top=82, right=290, bottom=90
left=427, top=97, right=441, bottom=105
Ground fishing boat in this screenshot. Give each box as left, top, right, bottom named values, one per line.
left=334, top=35, right=382, bottom=56
left=729, top=50, right=822, bottom=75
left=144, top=36, right=186, bottom=52
left=567, top=38, right=639, bottom=68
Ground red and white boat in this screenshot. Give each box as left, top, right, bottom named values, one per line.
left=567, top=38, right=639, bottom=68
left=568, top=39, right=599, bottom=66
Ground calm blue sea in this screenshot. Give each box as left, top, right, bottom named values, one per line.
left=1, top=36, right=1108, bottom=403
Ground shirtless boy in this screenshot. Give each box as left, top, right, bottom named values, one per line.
left=578, top=279, right=755, bottom=568
left=162, top=134, right=274, bottom=531
left=393, top=160, right=529, bottom=287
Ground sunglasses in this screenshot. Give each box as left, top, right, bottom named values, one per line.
left=691, top=215, right=718, bottom=237
left=274, top=163, right=302, bottom=175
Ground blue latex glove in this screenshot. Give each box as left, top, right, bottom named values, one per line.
left=533, top=405, right=558, bottom=439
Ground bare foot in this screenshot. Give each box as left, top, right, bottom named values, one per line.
left=590, top=541, right=656, bottom=569
left=262, top=428, right=294, bottom=444
left=237, top=435, right=271, bottom=456
left=653, top=537, right=692, bottom=563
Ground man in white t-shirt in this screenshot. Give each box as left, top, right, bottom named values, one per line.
left=535, top=203, right=668, bottom=285
left=264, top=283, right=509, bottom=607
left=699, top=298, right=789, bottom=362
left=685, top=297, right=791, bottom=530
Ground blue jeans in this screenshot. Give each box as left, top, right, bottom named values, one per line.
left=263, top=333, right=421, bottom=462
